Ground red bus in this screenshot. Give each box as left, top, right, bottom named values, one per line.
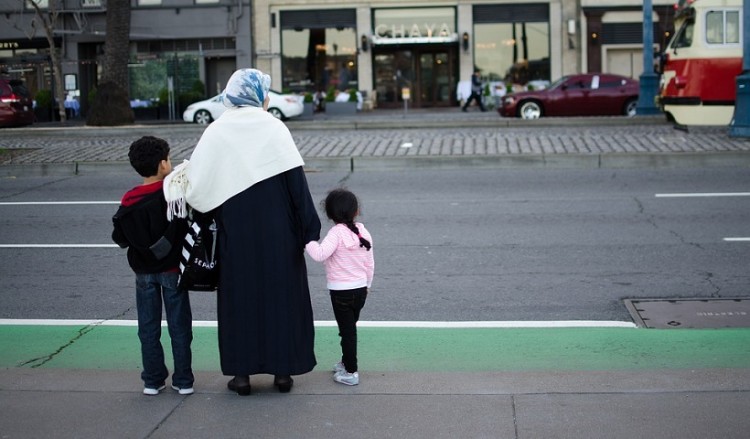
left=658, top=0, right=742, bottom=125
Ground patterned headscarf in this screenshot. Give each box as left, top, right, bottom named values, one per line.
left=222, top=68, right=271, bottom=108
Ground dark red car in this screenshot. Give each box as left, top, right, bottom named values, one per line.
left=499, top=73, right=639, bottom=119
left=0, top=78, right=35, bottom=127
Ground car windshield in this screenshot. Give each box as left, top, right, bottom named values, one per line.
left=670, top=19, right=694, bottom=49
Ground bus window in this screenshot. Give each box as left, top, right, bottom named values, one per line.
left=670, top=20, right=694, bottom=49
left=727, top=11, right=740, bottom=44
left=706, top=11, right=724, bottom=44
left=707, top=10, right=741, bottom=45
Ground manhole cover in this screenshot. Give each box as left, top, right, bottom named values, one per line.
left=624, top=298, right=750, bottom=329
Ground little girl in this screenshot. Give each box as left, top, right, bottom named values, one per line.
left=305, top=188, right=374, bottom=386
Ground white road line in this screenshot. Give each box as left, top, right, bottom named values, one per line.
left=0, top=319, right=637, bottom=328
left=0, top=244, right=119, bottom=248
left=724, top=238, right=750, bottom=242
left=0, top=201, right=119, bottom=205
left=655, top=192, right=750, bottom=198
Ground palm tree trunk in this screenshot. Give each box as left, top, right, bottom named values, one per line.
left=87, top=0, right=134, bottom=126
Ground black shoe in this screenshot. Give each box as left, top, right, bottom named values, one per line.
left=461, top=107, right=467, bottom=112
left=227, top=376, right=251, bottom=396
left=273, top=375, right=293, bottom=393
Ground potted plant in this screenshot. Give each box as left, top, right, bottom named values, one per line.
left=325, top=87, right=358, bottom=115
left=324, top=85, right=336, bottom=104
left=34, top=89, right=53, bottom=122
left=300, top=92, right=314, bottom=119
left=482, top=83, right=494, bottom=110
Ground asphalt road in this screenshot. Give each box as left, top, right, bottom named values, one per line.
left=1, top=166, right=748, bottom=323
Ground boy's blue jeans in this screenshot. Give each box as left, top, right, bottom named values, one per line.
left=135, top=272, right=194, bottom=389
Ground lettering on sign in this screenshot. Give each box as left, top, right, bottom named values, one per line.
left=0, top=42, right=20, bottom=49
left=374, top=23, right=452, bottom=39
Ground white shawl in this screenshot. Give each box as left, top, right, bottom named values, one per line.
left=164, top=106, right=304, bottom=217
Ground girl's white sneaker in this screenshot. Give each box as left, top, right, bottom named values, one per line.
left=333, top=371, right=359, bottom=386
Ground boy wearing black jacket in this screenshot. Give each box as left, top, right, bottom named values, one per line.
left=112, top=136, right=194, bottom=396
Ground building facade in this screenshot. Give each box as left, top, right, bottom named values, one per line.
left=0, top=0, right=675, bottom=115
left=0, top=0, right=251, bottom=116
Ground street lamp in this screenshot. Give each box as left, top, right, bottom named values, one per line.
left=636, top=0, right=660, bottom=115
left=730, top=0, right=750, bottom=137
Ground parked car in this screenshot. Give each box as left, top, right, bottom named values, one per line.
left=499, top=73, right=639, bottom=119
left=0, top=78, right=34, bottom=127
left=182, top=90, right=304, bottom=124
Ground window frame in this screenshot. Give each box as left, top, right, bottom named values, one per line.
left=705, top=8, right=742, bottom=47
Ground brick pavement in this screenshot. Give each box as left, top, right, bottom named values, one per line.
left=1, top=111, right=749, bottom=167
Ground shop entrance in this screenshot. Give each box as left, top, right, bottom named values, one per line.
left=373, top=45, right=457, bottom=108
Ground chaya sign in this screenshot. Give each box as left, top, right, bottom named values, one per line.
left=371, top=23, right=457, bottom=45
left=374, top=23, right=453, bottom=39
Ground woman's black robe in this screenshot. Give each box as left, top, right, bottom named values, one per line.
left=215, top=166, right=321, bottom=376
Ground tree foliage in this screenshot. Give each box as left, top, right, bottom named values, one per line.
left=24, top=0, right=66, bottom=124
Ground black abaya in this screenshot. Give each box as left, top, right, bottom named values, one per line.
left=215, top=166, right=321, bottom=376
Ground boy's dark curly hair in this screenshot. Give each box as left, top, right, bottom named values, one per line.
left=128, top=136, right=170, bottom=177
left=323, top=188, right=371, bottom=250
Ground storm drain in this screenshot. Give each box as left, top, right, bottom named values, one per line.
left=624, top=298, right=750, bottom=329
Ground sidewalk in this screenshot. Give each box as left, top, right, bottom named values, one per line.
left=2, top=367, right=749, bottom=438
left=1, top=108, right=750, bottom=176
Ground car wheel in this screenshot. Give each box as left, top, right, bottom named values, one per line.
left=624, top=99, right=638, bottom=117
left=268, top=108, right=284, bottom=120
left=518, top=101, right=542, bottom=119
left=193, top=110, right=212, bottom=125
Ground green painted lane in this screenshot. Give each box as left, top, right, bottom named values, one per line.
left=1, top=325, right=749, bottom=371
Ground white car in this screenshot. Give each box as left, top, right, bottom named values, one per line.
left=182, top=90, right=304, bottom=124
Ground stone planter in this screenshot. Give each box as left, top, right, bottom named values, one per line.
left=133, top=106, right=161, bottom=120
left=325, top=101, right=357, bottom=115
left=34, top=107, right=53, bottom=122
left=299, top=102, right=315, bottom=119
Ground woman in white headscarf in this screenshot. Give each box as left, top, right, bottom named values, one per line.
left=169, top=68, right=321, bottom=395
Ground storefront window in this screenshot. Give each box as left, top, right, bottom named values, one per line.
left=129, top=55, right=201, bottom=108
left=281, top=28, right=357, bottom=94
left=474, top=22, right=550, bottom=84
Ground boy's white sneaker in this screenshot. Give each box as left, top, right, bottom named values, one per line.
left=334, top=371, right=359, bottom=386
left=143, top=384, right=166, bottom=396
left=333, top=361, right=346, bottom=374
left=171, top=384, right=194, bottom=395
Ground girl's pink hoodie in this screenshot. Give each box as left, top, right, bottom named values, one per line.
left=305, top=222, right=374, bottom=290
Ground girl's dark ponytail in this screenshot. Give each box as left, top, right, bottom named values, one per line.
left=345, top=221, right=371, bottom=251
left=325, top=188, right=371, bottom=251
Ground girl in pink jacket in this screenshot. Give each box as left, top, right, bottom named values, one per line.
left=305, top=189, right=374, bottom=386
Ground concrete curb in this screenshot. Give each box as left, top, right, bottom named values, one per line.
left=3, top=151, right=749, bottom=178
left=5, top=114, right=668, bottom=134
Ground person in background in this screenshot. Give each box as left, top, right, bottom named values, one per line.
left=462, top=68, right=487, bottom=112
left=338, top=63, right=350, bottom=91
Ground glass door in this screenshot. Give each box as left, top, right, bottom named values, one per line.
left=374, top=50, right=414, bottom=108
left=418, top=50, right=454, bottom=107
left=373, top=46, right=456, bottom=108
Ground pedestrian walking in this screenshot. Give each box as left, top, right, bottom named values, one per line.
left=111, top=136, right=194, bottom=396
left=462, top=68, right=487, bottom=112
left=305, top=189, right=374, bottom=386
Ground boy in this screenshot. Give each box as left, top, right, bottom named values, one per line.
left=112, top=136, right=194, bottom=396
